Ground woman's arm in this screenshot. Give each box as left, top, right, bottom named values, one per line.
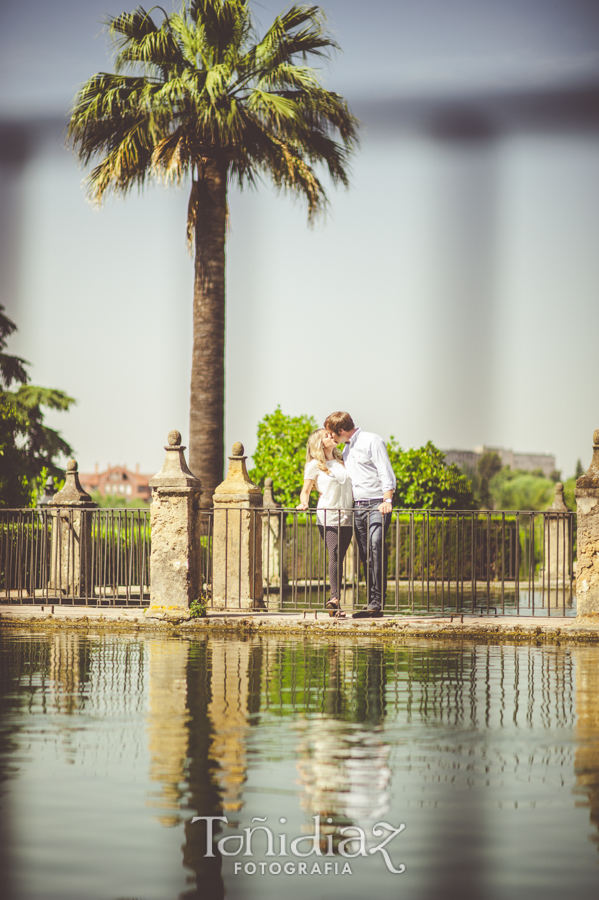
left=297, top=479, right=315, bottom=509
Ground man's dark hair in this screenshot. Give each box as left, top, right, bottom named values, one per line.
left=324, top=411, right=355, bottom=435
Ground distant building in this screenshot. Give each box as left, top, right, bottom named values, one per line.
left=79, top=464, right=152, bottom=502
left=442, top=446, right=556, bottom=478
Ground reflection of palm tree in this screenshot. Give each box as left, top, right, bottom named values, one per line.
left=180, top=640, right=224, bottom=900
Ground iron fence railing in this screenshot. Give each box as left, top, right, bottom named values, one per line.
left=242, top=507, right=576, bottom=617
left=0, top=508, right=152, bottom=605
left=1, top=507, right=576, bottom=616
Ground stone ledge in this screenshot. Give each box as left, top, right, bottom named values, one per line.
left=1, top=607, right=597, bottom=643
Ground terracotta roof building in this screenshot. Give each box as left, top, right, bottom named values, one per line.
left=79, top=464, right=153, bottom=503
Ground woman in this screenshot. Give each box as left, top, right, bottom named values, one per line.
left=297, top=429, right=353, bottom=617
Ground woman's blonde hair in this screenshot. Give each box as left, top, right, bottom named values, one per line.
left=306, top=429, right=343, bottom=474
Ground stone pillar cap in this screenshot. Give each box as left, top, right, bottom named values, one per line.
left=548, top=481, right=570, bottom=512
left=150, top=430, right=202, bottom=491
left=262, top=477, right=281, bottom=509
left=49, top=459, right=97, bottom=507
left=576, top=429, right=599, bottom=491
left=214, top=442, right=262, bottom=499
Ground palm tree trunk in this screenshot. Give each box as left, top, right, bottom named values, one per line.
left=189, top=160, right=227, bottom=507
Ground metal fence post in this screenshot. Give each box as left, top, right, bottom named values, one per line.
left=148, top=430, right=203, bottom=618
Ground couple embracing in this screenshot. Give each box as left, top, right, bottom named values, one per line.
left=297, top=411, right=396, bottom=619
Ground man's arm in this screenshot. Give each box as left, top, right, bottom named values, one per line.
left=371, top=436, right=396, bottom=512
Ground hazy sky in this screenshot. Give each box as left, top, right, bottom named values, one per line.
left=1, top=0, right=599, bottom=482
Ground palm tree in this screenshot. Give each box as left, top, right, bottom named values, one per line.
left=68, top=0, right=358, bottom=504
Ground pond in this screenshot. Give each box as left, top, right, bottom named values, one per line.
left=0, top=629, right=597, bottom=900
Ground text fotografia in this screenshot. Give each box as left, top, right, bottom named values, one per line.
left=191, top=815, right=406, bottom=875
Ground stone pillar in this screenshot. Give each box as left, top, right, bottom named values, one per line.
left=48, top=460, right=97, bottom=597
left=261, top=478, right=287, bottom=589
left=575, top=429, right=599, bottom=618
left=212, top=442, right=264, bottom=609
left=544, top=482, right=572, bottom=607
left=148, top=430, right=203, bottom=617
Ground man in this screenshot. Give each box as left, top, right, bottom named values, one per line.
left=323, top=411, right=396, bottom=618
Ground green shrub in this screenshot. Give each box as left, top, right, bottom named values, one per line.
left=189, top=599, right=207, bottom=618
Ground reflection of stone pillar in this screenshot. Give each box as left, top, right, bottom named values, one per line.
left=262, top=478, right=287, bottom=588
left=208, top=641, right=251, bottom=813
left=149, top=430, right=203, bottom=616
left=49, top=632, right=83, bottom=715
left=544, top=482, right=572, bottom=607
left=576, top=429, right=599, bottom=617
left=212, top=443, right=263, bottom=609
left=146, top=641, right=189, bottom=827
left=574, top=648, right=599, bottom=849
left=48, top=459, right=97, bottom=598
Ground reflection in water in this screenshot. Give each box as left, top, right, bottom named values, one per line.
left=0, top=631, right=598, bottom=899
left=49, top=633, right=90, bottom=715
left=295, top=647, right=391, bottom=847
left=146, top=640, right=189, bottom=826
left=207, top=640, right=252, bottom=813
left=574, top=647, right=599, bottom=850
left=181, top=639, right=224, bottom=900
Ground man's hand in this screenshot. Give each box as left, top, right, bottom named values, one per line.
left=296, top=502, right=308, bottom=510
left=378, top=499, right=393, bottom=514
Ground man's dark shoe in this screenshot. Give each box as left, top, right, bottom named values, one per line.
left=352, top=607, right=383, bottom=618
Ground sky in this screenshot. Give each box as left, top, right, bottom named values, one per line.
left=1, top=0, right=599, bottom=482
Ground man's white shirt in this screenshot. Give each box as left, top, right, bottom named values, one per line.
left=342, top=427, right=396, bottom=501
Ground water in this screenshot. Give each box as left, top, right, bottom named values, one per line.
left=0, top=630, right=597, bottom=900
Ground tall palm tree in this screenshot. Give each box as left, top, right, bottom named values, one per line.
left=68, top=0, right=358, bottom=504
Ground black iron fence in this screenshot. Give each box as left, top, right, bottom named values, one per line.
left=257, top=508, right=576, bottom=617
left=0, top=508, right=152, bottom=605
left=1, top=507, right=576, bottom=616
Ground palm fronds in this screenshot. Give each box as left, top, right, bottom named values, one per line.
left=68, top=0, right=359, bottom=220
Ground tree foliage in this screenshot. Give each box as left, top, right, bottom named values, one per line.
left=0, top=306, right=75, bottom=508
left=488, top=467, right=555, bottom=512
left=476, top=450, right=502, bottom=509
left=249, top=406, right=318, bottom=508
left=68, top=1, right=358, bottom=218
left=249, top=412, right=478, bottom=511
left=387, top=438, right=477, bottom=510
left=563, top=476, right=576, bottom=512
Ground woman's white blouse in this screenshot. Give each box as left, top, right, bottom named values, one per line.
left=304, top=459, right=353, bottom=526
